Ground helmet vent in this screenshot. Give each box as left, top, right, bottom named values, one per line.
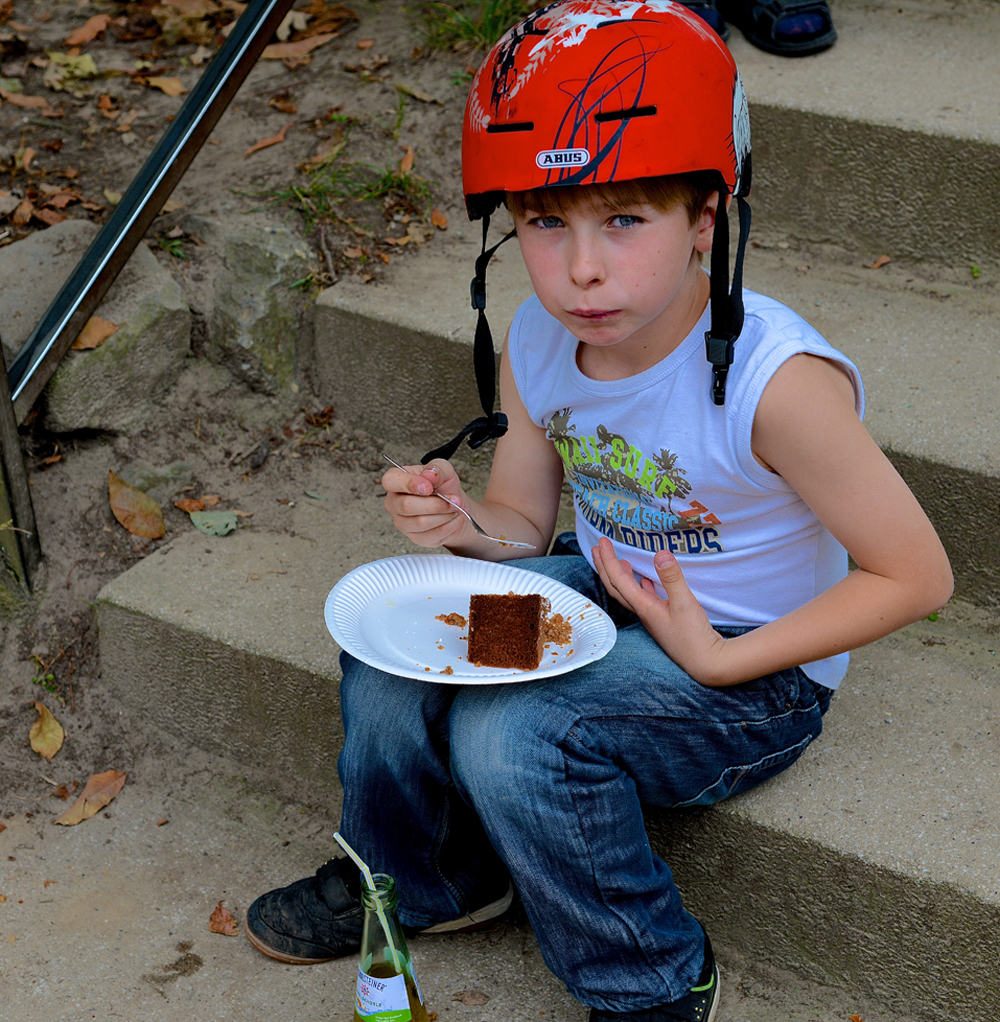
left=486, top=121, right=535, bottom=133
left=594, top=105, right=657, bottom=123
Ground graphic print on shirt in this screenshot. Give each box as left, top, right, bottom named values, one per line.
left=546, top=408, right=725, bottom=555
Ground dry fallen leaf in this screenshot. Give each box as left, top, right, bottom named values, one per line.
left=174, top=498, right=205, bottom=513
left=356, top=37, right=374, bottom=49
left=156, top=818, right=169, bottom=826
left=64, top=13, right=111, bottom=47
left=42, top=189, right=81, bottom=210
left=29, top=703, right=65, bottom=761
left=431, top=208, right=448, bottom=230
left=343, top=246, right=364, bottom=259
left=72, top=316, right=120, bottom=351
left=147, top=76, right=186, bottom=97
left=867, top=254, right=891, bottom=270
left=452, top=991, right=489, bottom=1006
left=0, top=822, right=6, bottom=834
left=261, top=33, right=337, bottom=60
left=396, top=83, right=440, bottom=105
left=104, top=187, right=122, bottom=205
left=245, top=121, right=294, bottom=157
left=209, top=901, right=239, bottom=935
left=399, top=145, right=414, bottom=174
left=269, top=95, right=297, bottom=115
left=108, top=469, right=166, bottom=539
left=20, top=147, right=36, bottom=172
left=34, top=207, right=67, bottom=227
left=298, top=0, right=358, bottom=36
left=53, top=769, right=127, bottom=826
left=0, top=87, right=62, bottom=117
left=849, top=1016, right=864, bottom=1022
left=276, top=9, right=310, bottom=41
left=301, top=138, right=346, bottom=170
left=12, top=199, right=33, bottom=226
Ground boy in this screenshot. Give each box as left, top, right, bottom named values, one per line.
left=246, top=4, right=952, bottom=1019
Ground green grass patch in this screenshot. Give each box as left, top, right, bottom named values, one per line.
left=260, top=135, right=432, bottom=229
left=411, top=0, right=533, bottom=52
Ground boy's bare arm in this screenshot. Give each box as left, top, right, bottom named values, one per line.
left=594, top=353, right=953, bottom=686
left=382, top=334, right=564, bottom=559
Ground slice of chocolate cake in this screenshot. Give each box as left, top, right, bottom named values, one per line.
left=467, top=593, right=544, bottom=671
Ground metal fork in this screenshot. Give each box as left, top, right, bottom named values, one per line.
left=381, top=454, right=536, bottom=550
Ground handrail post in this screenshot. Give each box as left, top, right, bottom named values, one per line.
left=0, top=344, right=40, bottom=611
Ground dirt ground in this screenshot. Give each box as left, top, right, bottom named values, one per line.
left=0, top=0, right=492, bottom=812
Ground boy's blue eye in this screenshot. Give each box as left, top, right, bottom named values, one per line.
left=537, top=215, right=563, bottom=229
left=612, top=214, right=641, bottom=228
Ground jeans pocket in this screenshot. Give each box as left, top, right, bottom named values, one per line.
left=673, top=732, right=815, bottom=807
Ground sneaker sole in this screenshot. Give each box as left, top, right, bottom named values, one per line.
left=244, top=885, right=514, bottom=963
left=244, top=923, right=343, bottom=965
left=705, top=963, right=721, bottom=1022
left=418, top=884, right=514, bottom=935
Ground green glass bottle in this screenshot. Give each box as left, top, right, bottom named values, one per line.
left=353, top=873, right=428, bottom=1022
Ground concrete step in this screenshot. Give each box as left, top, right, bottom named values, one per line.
left=731, top=0, right=1000, bottom=269
left=97, top=464, right=1000, bottom=1022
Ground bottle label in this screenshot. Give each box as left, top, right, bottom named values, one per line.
left=355, top=967, right=411, bottom=1021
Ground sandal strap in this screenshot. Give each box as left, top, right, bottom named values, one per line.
left=721, top=0, right=834, bottom=40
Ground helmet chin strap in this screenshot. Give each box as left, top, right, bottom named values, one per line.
left=705, top=189, right=752, bottom=405
left=422, top=215, right=517, bottom=464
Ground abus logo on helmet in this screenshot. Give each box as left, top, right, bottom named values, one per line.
left=535, top=148, right=590, bottom=169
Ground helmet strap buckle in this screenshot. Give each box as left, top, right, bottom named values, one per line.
left=422, top=216, right=517, bottom=463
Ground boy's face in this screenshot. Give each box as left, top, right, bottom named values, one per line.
left=511, top=192, right=717, bottom=367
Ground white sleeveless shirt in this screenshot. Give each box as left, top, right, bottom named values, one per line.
left=507, top=289, right=864, bottom=688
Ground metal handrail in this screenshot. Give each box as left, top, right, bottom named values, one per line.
left=7, top=0, right=296, bottom=422
left=1, top=0, right=296, bottom=595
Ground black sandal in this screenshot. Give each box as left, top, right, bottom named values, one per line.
left=679, top=0, right=730, bottom=42
left=718, top=0, right=837, bottom=56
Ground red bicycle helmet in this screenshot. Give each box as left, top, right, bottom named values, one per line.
left=462, top=0, right=751, bottom=219
left=424, top=1, right=753, bottom=463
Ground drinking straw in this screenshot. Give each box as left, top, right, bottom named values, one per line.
left=334, top=832, right=402, bottom=972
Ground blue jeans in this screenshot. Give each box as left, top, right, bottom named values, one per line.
left=337, top=536, right=830, bottom=1013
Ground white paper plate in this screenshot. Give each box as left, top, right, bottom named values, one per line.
left=325, top=555, right=616, bottom=684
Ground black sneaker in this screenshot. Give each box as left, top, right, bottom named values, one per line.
left=246, top=856, right=364, bottom=964
left=246, top=858, right=515, bottom=964
left=588, top=930, right=720, bottom=1022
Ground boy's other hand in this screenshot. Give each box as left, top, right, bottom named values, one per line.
left=382, top=458, right=469, bottom=548
left=592, top=537, right=730, bottom=686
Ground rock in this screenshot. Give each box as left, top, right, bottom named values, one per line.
left=118, top=459, right=196, bottom=505
left=182, top=217, right=310, bottom=395
left=0, top=220, right=192, bottom=433
left=1, top=219, right=99, bottom=368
